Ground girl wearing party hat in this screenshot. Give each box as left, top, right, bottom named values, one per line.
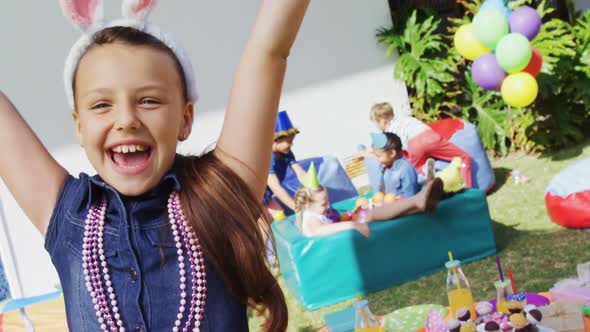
left=294, top=163, right=371, bottom=238
left=0, top=0, right=310, bottom=330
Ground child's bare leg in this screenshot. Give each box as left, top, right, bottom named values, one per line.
left=367, top=178, right=444, bottom=221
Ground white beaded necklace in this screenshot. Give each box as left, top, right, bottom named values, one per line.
left=81, top=192, right=207, bottom=332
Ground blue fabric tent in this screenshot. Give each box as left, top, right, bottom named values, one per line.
left=274, top=156, right=358, bottom=214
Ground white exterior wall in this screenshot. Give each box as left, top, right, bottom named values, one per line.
left=0, top=1, right=409, bottom=297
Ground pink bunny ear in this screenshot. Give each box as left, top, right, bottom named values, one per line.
left=60, top=0, right=104, bottom=30
left=122, top=0, right=156, bottom=21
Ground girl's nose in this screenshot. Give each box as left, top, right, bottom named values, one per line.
left=114, top=101, right=141, bottom=131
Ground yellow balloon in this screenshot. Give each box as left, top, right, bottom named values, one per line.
left=454, top=24, right=490, bottom=60
left=501, top=72, right=538, bottom=107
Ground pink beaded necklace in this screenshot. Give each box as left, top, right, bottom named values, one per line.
left=81, top=192, right=207, bottom=332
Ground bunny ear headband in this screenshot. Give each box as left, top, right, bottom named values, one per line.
left=61, top=0, right=198, bottom=109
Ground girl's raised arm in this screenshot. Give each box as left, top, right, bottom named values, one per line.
left=0, top=92, right=68, bottom=235
left=214, top=0, right=310, bottom=200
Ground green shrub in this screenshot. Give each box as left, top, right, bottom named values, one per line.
left=377, top=2, right=590, bottom=155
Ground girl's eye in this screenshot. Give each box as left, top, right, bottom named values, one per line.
left=91, top=102, right=110, bottom=110
left=140, top=98, right=160, bottom=105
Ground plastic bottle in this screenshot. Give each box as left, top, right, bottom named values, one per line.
left=354, top=300, right=382, bottom=332
left=446, top=260, right=475, bottom=319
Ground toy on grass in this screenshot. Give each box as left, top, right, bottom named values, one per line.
left=545, top=157, right=590, bottom=228
left=454, top=0, right=544, bottom=107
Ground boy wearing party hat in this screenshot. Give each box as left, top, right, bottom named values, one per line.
left=370, top=102, right=473, bottom=188
left=263, top=110, right=307, bottom=219
left=371, top=132, right=419, bottom=198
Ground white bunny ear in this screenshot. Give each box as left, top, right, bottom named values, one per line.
left=60, top=0, right=104, bottom=31
left=122, top=0, right=156, bottom=21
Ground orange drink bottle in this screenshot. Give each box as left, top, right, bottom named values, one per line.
left=446, top=260, right=475, bottom=319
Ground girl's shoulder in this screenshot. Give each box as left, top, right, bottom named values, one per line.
left=44, top=172, right=98, bottom=254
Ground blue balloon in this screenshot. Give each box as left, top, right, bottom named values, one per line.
left=357, top=144, right=367, bottom=151
left=480, top=0, right=512, bottom=19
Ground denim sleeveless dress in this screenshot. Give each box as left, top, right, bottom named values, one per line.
left=44, top=169, right=248, bottom=331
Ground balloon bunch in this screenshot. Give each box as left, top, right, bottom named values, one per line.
left=454, top=0, right=543, bottom=107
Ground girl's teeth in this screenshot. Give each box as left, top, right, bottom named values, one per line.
left=111, top=144, right=148, bottom=153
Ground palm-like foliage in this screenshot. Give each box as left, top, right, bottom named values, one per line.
left=532, top=4, right=577, bottom=73
left=377, top=2, right=589, bottom=155
left=461, top=73, right=510, bottom=154
left=377, top=11, right=455, bottom=119
left=573, top=10, right=590, bottom=78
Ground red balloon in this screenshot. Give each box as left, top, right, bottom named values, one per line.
left=523, top=47, right=542, bottom=77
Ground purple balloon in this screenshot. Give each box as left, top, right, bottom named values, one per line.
left=471, top=53, right=507, bottom=91
left=509, top=6, right=542, bottom=40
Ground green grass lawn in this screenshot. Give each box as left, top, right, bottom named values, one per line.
left=249, top=140, right=590, bottom=332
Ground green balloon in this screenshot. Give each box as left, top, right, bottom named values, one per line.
left=495, top=33, right=533, bottom=73
left=473, top=9, right=509, bottom=50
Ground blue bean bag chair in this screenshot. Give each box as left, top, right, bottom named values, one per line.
left=274, top=156, right=358, bottom=215
left=272, top=189, right=496, bottom=310
left=429, top=119, right=495, bottom=192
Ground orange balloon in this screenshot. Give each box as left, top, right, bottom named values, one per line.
left=384, top=193, right=397, bottom=204
left=372, top=192, right=385, bottom=203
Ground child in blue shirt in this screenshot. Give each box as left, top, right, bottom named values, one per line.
left=371, top=132, right=419, bottom=198
left=263, top=111, right=306, bottom=219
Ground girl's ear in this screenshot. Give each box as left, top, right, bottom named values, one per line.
left=122, top=0, right=156, bottom=21
left=178, top=102, right=194, bottom=141
left=71, top=111, right=84, bottom=147
left=59, top=0, right=104, bottom=31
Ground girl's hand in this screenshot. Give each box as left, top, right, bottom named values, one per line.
left=214, top=0, right=311, bottom=200
left=354, top=222, right=371, bottom=238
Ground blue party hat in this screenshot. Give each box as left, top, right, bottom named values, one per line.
left=274, top=110, right=299, bottom=139
left=370, top=132, right=388, bottom=149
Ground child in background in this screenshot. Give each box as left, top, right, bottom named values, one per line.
left=263, top=110, right=307, bottom=218
left=0, top=0, right=311, bottom=330
left=363, top=177, right=445, bottom=223
left=370, top=102, right=473, bottom=188
left=295, top=164, right=445, bottom=237
left=294, top=163, right=370, bottom=237
left=371, top=132, right=419, bottom=198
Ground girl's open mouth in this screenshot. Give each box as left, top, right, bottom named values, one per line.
left=107, top=143, right=153, bottom=175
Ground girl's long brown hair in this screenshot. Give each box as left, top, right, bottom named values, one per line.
left=73, top=26, right=287, bottom=331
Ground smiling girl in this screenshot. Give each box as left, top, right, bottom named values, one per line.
left=0, top=0, right=310, bottom=331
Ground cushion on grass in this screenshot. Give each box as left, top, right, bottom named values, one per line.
left=272, top=189, right=496, bottom=310
left=545, top=157, right=590, bottom=229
